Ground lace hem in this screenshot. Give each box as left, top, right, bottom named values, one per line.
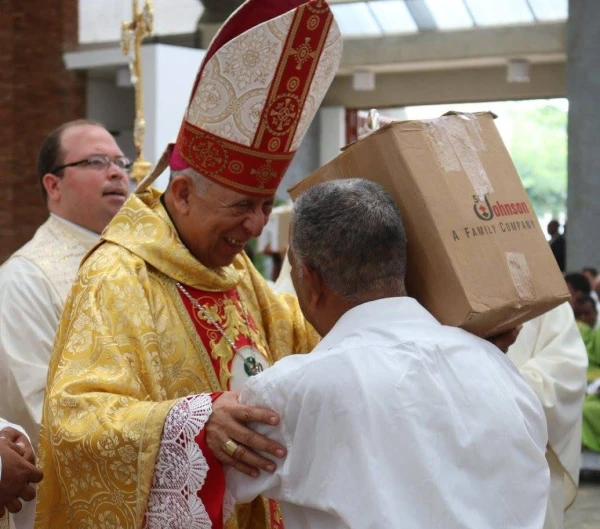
left=223, top=488, right=236, bottom=524
left=143, top=394, right=213, bottom=529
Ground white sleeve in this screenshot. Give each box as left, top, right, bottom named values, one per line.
left=507, top=302, right=588, bottom=508
left=272, top=254, right=296, bottom=295
left=0, top=418, right=29, bottom=440
left=224, top=379, right=290, bottom=504
left=226, top=361, right=369, bottom=513
left=508, top=303, right=587, bottom=453
left=0, top=258, right=62, bottom=430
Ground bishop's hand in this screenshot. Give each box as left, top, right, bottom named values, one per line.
left=205, top=391, right=286, bottom=477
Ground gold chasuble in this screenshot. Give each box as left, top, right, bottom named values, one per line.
left=35, top=188, right=318, bottom=529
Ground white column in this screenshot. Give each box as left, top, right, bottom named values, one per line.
left=319, top=106, right=346, bottom=166
left=141, top=44, right=206, bottom=190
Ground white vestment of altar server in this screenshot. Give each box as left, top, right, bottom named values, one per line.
left=0, top=214, right=99, bottom=446
left=227, top=297, right=550, bottom=529
left=508, top=302, right=588, bottom=529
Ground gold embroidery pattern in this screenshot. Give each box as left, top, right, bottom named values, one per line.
left=178, top=123, right=295, bottom=196
left=286, top=76, right=300, bottom=92
left=190, top=136, right=228, bottom=175
left=266, top=95, right=300, bottom=134
left=186, top=13, right=294, bottom=148
left=291, top=11, right=342, bottom=150
left=253, top=3, right=335, bottom=154
left=13, top=215, right=99, bottom=302
left=35, top=188, right=320, bottom=529
left=250, top=160, right=279, bottom=188
left=289, top=37, right=317, bottom=70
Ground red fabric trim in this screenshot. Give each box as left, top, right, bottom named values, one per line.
left=196, top=427, right=225, bottom=529
left=176, top=285, right=263, bottom=387
left=269, top=499, right=286, bottom=528
left=211, top=392, right=224, bottom=404
left=253, top=2, right=333, bottom=153
left=177, top=124, right=293, bottom=197
left=176, top=1, right=334, bottom=196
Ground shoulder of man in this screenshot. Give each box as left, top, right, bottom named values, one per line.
left=243, top=344, right=357, bottom=406
left=79, top=240, right=149, bottom=279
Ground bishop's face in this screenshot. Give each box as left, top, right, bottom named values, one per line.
left=183, top=181, right=275, bottom=269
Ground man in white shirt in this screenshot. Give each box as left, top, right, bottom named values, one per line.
left=0, top=418, right=42, bottom=529
left=0, top=119, right=131, bottom=453
left=227, top=178, right=550, bottom=529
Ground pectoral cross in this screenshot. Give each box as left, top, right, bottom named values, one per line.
left=121, top=0, right=154, bottom=183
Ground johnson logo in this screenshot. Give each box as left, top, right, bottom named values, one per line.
left=473, top=195, right=530, bottom=221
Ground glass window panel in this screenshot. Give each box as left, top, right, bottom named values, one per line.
left=464, top=0, right=535, bottom=26
left=369, top=1, right=418, bottom=35
left=527, top=0, right=568, bottom=21
left=424, top=0, right=474, bottom=30
left=330, top=3, right=382, bottom=37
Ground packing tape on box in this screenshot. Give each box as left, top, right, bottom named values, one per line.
left=505, top=252, right=534, bottom=302
left=423, top=113, right=493, bottom=200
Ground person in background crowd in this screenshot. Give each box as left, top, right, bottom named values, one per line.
left=548, top=219, right=566, bottom=272
left=574, top=295, right=598, bottom=330
left=582, top=267, right=600, bottom=308
left=564, top=272, right=591, bottom=308
left=582, top=268, right=598, bottom=292
left=507, top=302, right=588, bottom=529
left=0, top=121, right=129, bottom=529
left=0, top=120, right=131, bottom=449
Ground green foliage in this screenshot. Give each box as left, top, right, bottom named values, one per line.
left=504, top=103, right=567, bottom=217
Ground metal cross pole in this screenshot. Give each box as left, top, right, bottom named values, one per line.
left=121, top=0, right=154, bottom=183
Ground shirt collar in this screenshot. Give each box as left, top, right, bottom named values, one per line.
left=315, top=297, right=440, bottom=352
left=50, top=213, right=101, bottom=237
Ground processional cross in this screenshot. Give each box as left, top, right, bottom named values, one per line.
left=121, top=0, right=154, bottom=183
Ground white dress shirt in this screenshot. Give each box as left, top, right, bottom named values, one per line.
left=227, top=297, right=550, bottom=529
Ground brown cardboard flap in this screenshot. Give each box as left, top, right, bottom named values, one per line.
left=288, top=111, right=570, bottom=337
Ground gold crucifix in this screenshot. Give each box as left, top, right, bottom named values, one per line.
left=121, top=0, right=154, bottom=183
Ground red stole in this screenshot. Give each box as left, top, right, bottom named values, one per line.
left=178, top=285, right=284, bottom=529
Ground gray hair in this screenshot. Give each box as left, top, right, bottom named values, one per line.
left=291, top=178, right=407, bottom=303
left=170, top=167, right=215, bottom=197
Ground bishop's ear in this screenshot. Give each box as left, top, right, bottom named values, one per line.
left=169, top=175, right=195, bottom=215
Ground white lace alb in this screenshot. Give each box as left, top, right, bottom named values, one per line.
left=143, top=394, right=213, bottom=529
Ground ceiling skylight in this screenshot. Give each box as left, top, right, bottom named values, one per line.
left=464, top=0, right=535, bottom=26
left=424, top=0, right=474, bottom=30
left=330, top=2, right=382, bottom=38
left=369, top=1, right=419, bottom=35
left=527, top=0, right=568, bottom=21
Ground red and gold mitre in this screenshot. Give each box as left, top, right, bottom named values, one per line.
left=169, top=0, right=342, bottom=197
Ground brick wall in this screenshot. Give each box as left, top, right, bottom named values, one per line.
left=0, top=0, right=85, bottom=263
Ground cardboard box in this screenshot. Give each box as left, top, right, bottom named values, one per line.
left=257, top=204, right=292, bottom=254
left=288, top=112, right=570, bottom=337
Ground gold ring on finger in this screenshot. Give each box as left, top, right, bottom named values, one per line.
left=223, top=439, right=239, bottom=457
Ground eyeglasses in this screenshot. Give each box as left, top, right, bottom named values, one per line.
left=52, top=155, right=132, bottom=174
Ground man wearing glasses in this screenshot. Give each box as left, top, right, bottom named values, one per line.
left=0, top=119, right=130, bottom=527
